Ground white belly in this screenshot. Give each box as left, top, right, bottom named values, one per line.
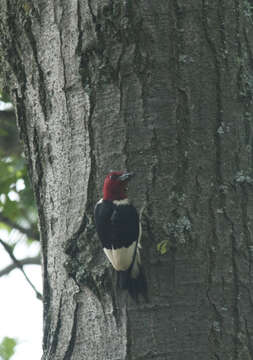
left=104, top=242, right=136, bottom=271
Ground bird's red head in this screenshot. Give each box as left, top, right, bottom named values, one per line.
left=103, top=171, right=134, bottom=201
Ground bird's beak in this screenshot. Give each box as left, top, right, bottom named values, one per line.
left=118, top=172, right=135, bottom=181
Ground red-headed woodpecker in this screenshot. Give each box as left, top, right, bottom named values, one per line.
left=94, top=171, right=147, bottom=301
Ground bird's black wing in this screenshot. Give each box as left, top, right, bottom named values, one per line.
left=94, top=200, right=114, bottom=249
left=110, top=204, right=139, bottom=249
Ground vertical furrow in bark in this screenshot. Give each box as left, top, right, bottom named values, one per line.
left=63, top=303, right=79, bottom=360
left=23, top=19, right=50, bottom=121
left=118, top=75, right=129, bottom=172
left=201, top=0, right=223, bottom=185
left=32, top=126, right=53, bottom=353
left=175, top=88, right=190, bottom=192
left=224, top=206, right=242, bottom=360
left=44, top=294, right=63, bottom=359
left=240, top=184, right=253, bottom=288
left=218, top=0, right=229, bottom=70
left=231, top=231, right=240, bottom=360
left=201, top=6, right=224, bottom=355
left=85, top=94, right=97, bottom=212
left=56, top=2, right=77, bottom=236
left=245, top=318, right=253, bottom=360
left=239, top=2, right=253, bottom=174
left=240, top=183, right=253, bottom=358
left=172, top=0, right=190, bottom=194
left=207, top=195, right=224, bottom=356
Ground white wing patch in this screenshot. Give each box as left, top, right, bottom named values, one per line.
left=104, top=241, right=138, bottom=272
left=113, top=199, right=130, bottom=206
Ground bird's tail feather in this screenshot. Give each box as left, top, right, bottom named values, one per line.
left=117, top=266, right=148, bottom=302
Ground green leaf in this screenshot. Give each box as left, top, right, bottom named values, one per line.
left=0, top=337, right=18, bottom=360
left=157, top=240, right=168, bottom=255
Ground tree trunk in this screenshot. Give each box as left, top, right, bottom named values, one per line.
left=1, top=1, right=253, bottom=359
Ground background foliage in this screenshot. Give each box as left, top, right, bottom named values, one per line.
left=0, top=92, right=39, bottom=243
left=0, top=337, right=17, bottom=360
left=0, top=93, right=40, bottom=358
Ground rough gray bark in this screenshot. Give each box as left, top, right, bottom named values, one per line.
left=0, top=0, right=253, bottom=359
